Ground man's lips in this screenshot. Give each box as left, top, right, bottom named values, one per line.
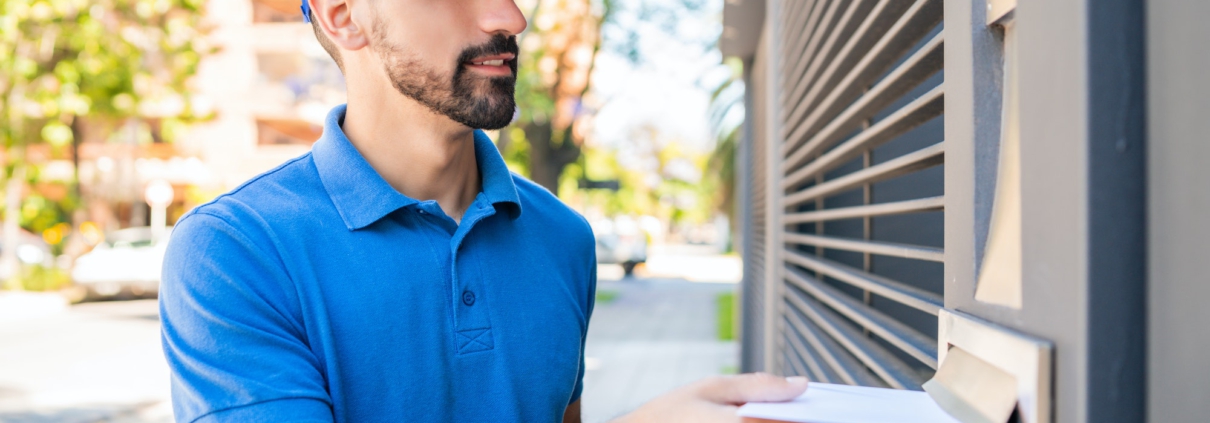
left=464, top=53, right=516, bottom=69
left=466, top=53, right=515, bottom=66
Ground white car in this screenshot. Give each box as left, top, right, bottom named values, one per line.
left=592, top=216, right=648, bottom=276
left=72, top=226, right=172, bottom=299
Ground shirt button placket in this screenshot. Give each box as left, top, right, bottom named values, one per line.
left=450, top=202, right=497, bottom=355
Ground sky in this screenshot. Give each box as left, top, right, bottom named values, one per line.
left=588, top=0, right=736, bottom=155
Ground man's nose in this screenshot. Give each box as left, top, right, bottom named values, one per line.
left=480, top=0, right=528, bottom=36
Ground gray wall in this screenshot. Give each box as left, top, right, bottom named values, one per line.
left=1147, top=0, right=1210, bottom=421
left=947, top=0, right=1147, bottom=421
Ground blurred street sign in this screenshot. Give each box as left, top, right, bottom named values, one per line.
left=579, top=179, right=621, bottom=191
left=145, top=179, right=174, bottom=242
left=144, top=180, right=174, bottom=207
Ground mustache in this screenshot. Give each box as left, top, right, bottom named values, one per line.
left=456, top=34, right=520, bottom=66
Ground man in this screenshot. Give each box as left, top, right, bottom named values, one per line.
left=159, top=0, right=807, bottom=421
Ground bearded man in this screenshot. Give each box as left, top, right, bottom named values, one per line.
left=158, top=1, right=807, bottom=422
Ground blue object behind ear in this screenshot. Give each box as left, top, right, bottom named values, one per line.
left=301, top=0, right=311, bottom=23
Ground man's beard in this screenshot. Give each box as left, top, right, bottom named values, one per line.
left=371, top=21, right=518, bottom=130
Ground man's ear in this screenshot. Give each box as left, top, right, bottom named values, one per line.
left=312, top=0, right=371, bottom=51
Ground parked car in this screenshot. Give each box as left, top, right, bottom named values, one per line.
left=72, top=226, right=172, bottom=300
left=592, top=216, right=648, bottom=276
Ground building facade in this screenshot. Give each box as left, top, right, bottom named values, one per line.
left=721, top=0, right=1207, bottom=421
left=177, top=0, right=346, bottom=191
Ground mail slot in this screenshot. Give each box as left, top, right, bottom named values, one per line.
left=927, top=310, right=1053, bottom=423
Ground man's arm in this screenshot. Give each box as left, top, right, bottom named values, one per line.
left=161, top=212, right=333, bottom=423
left=564, top=232, right=595, bottom=423
left=563, top=399, right=581, bottom=423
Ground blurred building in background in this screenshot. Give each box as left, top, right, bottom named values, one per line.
left=174, top=0, right=344, bottom=190
left=0, top=0, right=348, bottom=294
left=69, top=0, right=344, bottom=232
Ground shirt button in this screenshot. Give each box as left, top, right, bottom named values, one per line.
left=417, top=209, right=427, bottom=215
left=462, top=290, right=476, bottom=306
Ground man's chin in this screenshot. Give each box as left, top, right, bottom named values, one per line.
left=447, top=97, right=515, bottom=130
left=473, top=108, right=516, bottom=130
left=468, top=76, right=516, bottom=93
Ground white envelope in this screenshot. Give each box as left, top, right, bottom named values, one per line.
left=737, top=382, right=963, bottom=423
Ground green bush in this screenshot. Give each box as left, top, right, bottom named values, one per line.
left=595, top=289, right=619, bottom=305
left=717, top=292, right=736, bottom=341
left=10, top=264, right=72, bottom=291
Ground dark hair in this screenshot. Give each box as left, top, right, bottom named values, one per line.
left=310, top=11, right=344, bottom=71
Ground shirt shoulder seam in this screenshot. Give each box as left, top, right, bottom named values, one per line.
left=184, top=152, right=314, bottom=219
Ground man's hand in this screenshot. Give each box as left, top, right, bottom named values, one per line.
left=612, top=373, right=808, bottom=423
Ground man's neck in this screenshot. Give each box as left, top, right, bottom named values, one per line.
left=341, top=94, right=482, bottom=224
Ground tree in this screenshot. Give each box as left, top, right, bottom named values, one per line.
left=504, top=0, right=718, bottom=195
left=704, top=57, right=745, bottom=225
left=0, top=0, right=211, bottom=287
left=503, top=0, right=612, bottom=192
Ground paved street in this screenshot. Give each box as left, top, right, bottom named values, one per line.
left=580, top=276, right=738, bottom=423
left=0, top=254, right=738, bottom=423
left=0, top=300, right=172, bottom=423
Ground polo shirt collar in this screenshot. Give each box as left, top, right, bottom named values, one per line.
left=311, top=104, right=522, bottom=231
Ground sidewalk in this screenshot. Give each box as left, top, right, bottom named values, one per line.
left=580, top=273, right=738, bottom=423
left=0, top=300, right=172, bottom=423
left=0, top=292, right=68, bottom=323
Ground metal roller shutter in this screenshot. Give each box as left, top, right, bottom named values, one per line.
left=773, top=0, right=945, bottom=390
left=739, top=35, right=770, bottom=374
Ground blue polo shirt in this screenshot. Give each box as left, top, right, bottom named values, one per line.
left=160, top=104, right=596, bottom=423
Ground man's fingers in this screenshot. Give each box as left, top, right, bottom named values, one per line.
left=696, top=373, right=809, bottom=405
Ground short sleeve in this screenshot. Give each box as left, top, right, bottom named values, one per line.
left=160, top=212, right=332, bottom=423
left=569, top=233, right=598, bottom=405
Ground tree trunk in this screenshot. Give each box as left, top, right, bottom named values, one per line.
left=70, top=116, right=82, bottom=201
left=525, top=122, right=580, bottom=193
left=495, top=126, right=511, bottom=154
left=1, top=161, right=26, bottom=288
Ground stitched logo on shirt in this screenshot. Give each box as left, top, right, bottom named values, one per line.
left=456, top=328, right=494, bottom=354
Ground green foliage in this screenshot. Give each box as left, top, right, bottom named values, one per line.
left=595, top=289, right=619, bottom=305
left=3, top=263, right=71, bottom=291
left=500, top=127, right=532, bottom=176
left=20, top=194, right=68, bottom=234
left=0, top=0, right=212, bottom=284
left=559, top=146, right=642, bottom=216
left=512, top=48, right=556, bottom=131
left=704, top=57, right=745, bottom=227
left=561, top=136, right=721, bottom=228
left=0, top=0, right=211, bottom=268
left=0, top=0, right=213, bottom=151
left=707, top=124, right=738, bottom=217
left=716, top=291, right=736, bottom=341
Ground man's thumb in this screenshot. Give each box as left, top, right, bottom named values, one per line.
left=697, top=373, right=809, bottom=405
